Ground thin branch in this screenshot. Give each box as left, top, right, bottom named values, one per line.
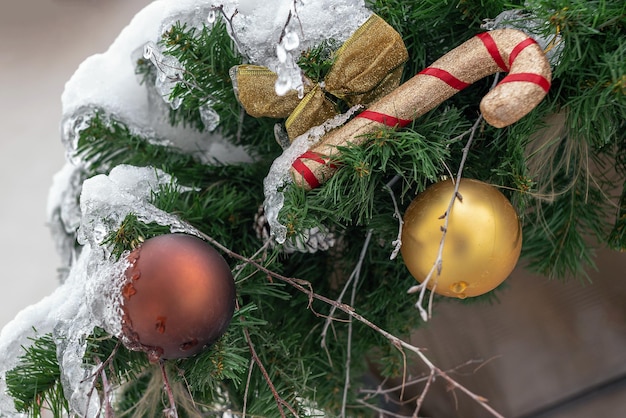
left=355, top=398, right=414, bottom=418
left=211, top=5, right=243, bottom=52
left=412, top=369, right=435, bottom=418
left=159, top=360, right=179, bottom=418
left=408, top=73, right=503, bottom=318
left=193, top=229, right=504, bottom=418
left=242, top=358, right=255, bottom=418
left=93, top=357, right=114, bottom=418
left=236, top=297, right=298, bottom=417
left=341, top=229, right=369, bottom=417
left=320, top=230, right=373, bottom=354
left=242, top=326, right=299, bottom=417
left=83, top=340, right=121, bottom=418
left=359, top=358, right=489, bottom=398
left=407, top=114, right=484, bottom=321
left=233, top=240, right=271, bottom=282
left=360, top=375, right=429, bottom=398
left=384, top=175, right=404, bottom=260
left=179, top=372, right=198, bottom=411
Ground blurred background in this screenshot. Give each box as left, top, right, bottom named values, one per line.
left=0, top=1, right=625, bottom=417
left=0, top=0, right=152, bottom=329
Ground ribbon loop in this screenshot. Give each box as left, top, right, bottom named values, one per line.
left=231, top=14, right=408, bottom=141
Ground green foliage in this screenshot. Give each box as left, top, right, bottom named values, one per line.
left=103, top=213, right=171, bottom=260
left=10, top=1, right=625, bottom=417
left=368, top=0, right=516, bottom=81
left=84, top=328, right=153, bottom=408
left=544, top=0, right=626, bottom=148
left=279, top=108, right=465, bottom=234
left=156, top=19, right=280, bottom=154
left=297, top=38, right=342, bottom=82
left=5, top=333, right=68, bottom=417
left=158, top=19, right=241, bottom=133
left=74, top=111, right=210, bottom=183
left=522, top=174, right=610, bottom=279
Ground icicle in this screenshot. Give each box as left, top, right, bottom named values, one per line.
left=276, top=43, right=288, bottom=63
left=283, top=30, right=300, bottom=51
left=263, top=106, right=361, bottom=243
left=199, top=102, right=220, bottom=132
left=207, top=8, right=217, bottom=24
left=275, top=72, right=292, bottom=96
left=142, top=41, right=186, bottom=109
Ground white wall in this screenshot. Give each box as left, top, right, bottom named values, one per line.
left=0, top=0, right=153, bottom=329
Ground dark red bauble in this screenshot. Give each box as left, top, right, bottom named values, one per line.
left=121, top=234, right=235, bottom=361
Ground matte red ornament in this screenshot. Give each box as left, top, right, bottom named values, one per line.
left=120, top=234, right=235, bottom=361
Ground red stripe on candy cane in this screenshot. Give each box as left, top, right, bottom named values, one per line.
left=476, top=32, right=508, bottom=72
left=291, top=151, right=337, bottom=189
left=509, top=37, right=538, bottom=68
left=498, top=73, right=551, bottom=93
left=418, top=67, right=471, bottom=91
left=356, top=110, right=412, bottom=128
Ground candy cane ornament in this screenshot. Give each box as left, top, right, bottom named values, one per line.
left=289, top=28, right=552, bottom=190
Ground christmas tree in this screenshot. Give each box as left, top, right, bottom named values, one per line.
left=0, top=0, right=624, bottom=417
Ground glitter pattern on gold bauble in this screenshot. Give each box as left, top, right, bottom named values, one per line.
left=400, top=179, right=522, bottom=298
left=121, top=234, right=236, bottom=361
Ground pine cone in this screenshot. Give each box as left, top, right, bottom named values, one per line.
left=254, top=206, right=336, bottom=254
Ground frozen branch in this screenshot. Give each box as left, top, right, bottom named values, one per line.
left=210, top=5, right=243, bottom=52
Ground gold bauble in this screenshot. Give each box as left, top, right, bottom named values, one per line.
left=401, top=179, right=522, bottom=298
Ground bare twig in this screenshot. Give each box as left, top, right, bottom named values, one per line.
left=159, top=360, right=179, bottom=418
left=320, top=230, right=373, bottom=355
left=93, top=357, right=114, bottom=418
left=408, top=73, right=503, bottom=320
left=233, top=240, right=271, bottom=282
left=194, top=229, right=504, bottom=418
left=355, top=398, right=414, bottom=418
left=243, top=326, right=298, bottom=417
left=407, top=114, right=484, bottom=321
left=384, top=175, right=404, bottom=260
left=412, top=369, right=435, bottom=417
left=83, top=340, right=121, bottom=418
left=278, top=10, right=294, bottom=44
left=340, top=229, right=371, bottom=417
left=360, top=358, right=489, bottom=398
left=242, top=358, right=255, bottom=418
left=211, top=5, right=243, bottom=52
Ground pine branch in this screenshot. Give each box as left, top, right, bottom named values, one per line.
left=522, top=176, right=609, bottom=279
left=5, top=333, right=68, bottom=417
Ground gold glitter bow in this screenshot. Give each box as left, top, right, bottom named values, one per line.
left=231, top=14, right=408, bottom=141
